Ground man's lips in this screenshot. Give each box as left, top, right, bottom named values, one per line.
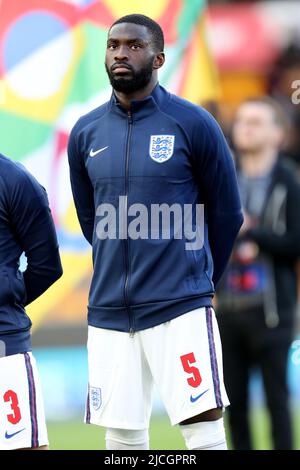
left=111, top=64, right=132, bottom=73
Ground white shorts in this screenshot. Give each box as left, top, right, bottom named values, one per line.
left=86, top=306, right=229, bottom=429
left=0, top=352, right=48, bottom=450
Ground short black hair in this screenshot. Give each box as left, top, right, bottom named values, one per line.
left=110, top=14, right=164, bottom=52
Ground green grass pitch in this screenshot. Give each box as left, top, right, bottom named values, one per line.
left=47, top=408, right=300, bottom=450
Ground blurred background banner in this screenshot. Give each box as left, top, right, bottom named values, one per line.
left=0, top=0, right=218, bottom=330
left=207, top=1, right=300, bottom=134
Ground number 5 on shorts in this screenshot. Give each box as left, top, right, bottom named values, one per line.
left=180, top=352, right=202, bottom=388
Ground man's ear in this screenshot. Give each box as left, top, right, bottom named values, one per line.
left=153, top=52, right=165, bottom=70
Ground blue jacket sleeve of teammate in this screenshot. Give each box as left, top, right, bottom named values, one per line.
left=68, top=124, right=95, bottom=245
left=9, top=167, right=63, bottom=305
left=193, top=110, right=243, bottom=286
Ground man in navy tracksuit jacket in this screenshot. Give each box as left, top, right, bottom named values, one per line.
left=68, top=14, right=243, bottom=450
left=0, top=154, right=62, bottom=449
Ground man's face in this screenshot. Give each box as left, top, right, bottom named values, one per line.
left=105, top=23, right=158, bottom=94
left=232, top=103, right=283, bottom=154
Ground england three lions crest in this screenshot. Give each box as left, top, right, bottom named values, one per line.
left=149, top=135, right=175, bottom=163
left=90, top=386, right=102, bottom=411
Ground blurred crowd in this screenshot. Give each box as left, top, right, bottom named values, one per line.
left=269, top=43, right=300, bottom=167
left=208, top=1, right=300, bottom=449
left=215, top=43, right=300, bottom=170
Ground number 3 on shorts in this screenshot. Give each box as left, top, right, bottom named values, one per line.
left=3, top=390, right=22, bottom=424
left=180, top=352, right=202, bottom=388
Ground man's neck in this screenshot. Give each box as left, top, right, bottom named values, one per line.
left=114, top=78, right=158, bottom=110
left=239, top=149, right=278, bottom=178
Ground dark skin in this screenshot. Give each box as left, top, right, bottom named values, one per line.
left=106, top=22, right=222, bottom=426
left=105, top=23, right=164, bottom=110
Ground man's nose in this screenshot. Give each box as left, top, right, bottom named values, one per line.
left=114, top=45, right=128, bottom=61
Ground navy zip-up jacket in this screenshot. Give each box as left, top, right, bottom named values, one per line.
left=68, top=84, right=243, bottom=333
left=0, top=154, right=63, bottom=356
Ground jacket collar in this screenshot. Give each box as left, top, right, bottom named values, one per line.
left=109, top=83, right=169, bottom=120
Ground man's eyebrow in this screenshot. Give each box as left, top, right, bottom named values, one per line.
left=127, top=38, right=148, bottom=43
left=107, top=37, right=148, bottom=44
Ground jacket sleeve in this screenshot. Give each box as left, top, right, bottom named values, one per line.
left=192, top=110, right=244, bottom=286
left=68, top=124, right=95, bottom=245
left=9, top=168, right=63, bottom=305
left=246, top=177, right=300, bottom=260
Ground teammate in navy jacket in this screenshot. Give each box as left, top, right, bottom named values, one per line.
left=68, top=14, right=243, bottom=450
left=0, top=154, right=62, bottom=449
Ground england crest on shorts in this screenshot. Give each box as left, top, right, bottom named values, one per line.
left=90, top=386, right=102, bottom=410
left=149, top=135, right=175, bottom=163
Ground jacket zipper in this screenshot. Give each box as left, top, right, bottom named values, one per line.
left=124, top=110, right=134, bottom=337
